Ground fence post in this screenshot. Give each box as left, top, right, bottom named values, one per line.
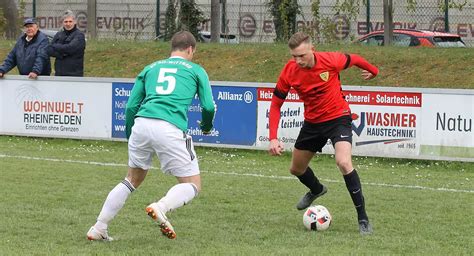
left=156, top=0, right=160, bottom=38
left=32, top=0, right=36, bottom=17
left=383, top=0, right=393, bottom=46
left=87, top=0, right=97, bottom=39
left=221, top=0, right=227, bottom=33
left=444, top=0, right=449, bottom=32
left=366, top=0, right=370, bottom=34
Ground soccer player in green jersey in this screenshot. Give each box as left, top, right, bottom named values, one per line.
left=87, top=31, right=216, bottom=241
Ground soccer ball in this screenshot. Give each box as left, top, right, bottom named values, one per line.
left=302, top=205, right=332, bottom=231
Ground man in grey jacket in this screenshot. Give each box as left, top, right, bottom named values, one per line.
left=0, top=18, right=51, bottom=79
left=47, top=10, right=86, bottom=76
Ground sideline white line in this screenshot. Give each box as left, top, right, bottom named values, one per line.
left=1, top=154, right=473, bottom=193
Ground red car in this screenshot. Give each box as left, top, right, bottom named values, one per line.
left=356, top=29, right=466, bottom=47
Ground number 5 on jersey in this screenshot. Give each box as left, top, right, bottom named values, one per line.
left=156, top=68, right=178, bottom=95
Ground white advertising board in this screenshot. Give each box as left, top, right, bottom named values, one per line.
left=1, top=76, right=472, bottom=162
left=256, top=87, right=426, bottom=159
left=256, top=88, right=303, bottom=149
left=0, top=78, right=112, bottom=139
left=419, top=93, right=474, bottom=159
left=346, top=90, right=422, bottom=158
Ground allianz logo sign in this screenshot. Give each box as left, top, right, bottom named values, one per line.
left=217, top=91, right=254, bottom=104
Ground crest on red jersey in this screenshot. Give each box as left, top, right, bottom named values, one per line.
left=319, top=71, right=329, bottom=81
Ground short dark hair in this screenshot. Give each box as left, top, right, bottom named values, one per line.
left=171, top=31, right=196, bottom=51
left=288, top=32, right=311, bottom=49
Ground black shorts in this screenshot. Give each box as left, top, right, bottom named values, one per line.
left=294, top=115, right=352, bottom=153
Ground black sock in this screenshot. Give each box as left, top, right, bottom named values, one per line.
left=296, top=166, right=324, bottom=195
left=343, top=169, right=368, bottom=221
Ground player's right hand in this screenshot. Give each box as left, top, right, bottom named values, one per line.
left=0, top=72, right=4, bottom=78
left=269, top=139, right=284, bottom=156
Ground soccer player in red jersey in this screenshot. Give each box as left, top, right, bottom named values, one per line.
left=268, top=32, right=378, bottom=235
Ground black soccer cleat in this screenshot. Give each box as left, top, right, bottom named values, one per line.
left=296, top=185, right=328, bottom=210
left=358, top=219, right=373, bottom=235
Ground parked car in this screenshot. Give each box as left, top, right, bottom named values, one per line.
left=41, top=29, right=88, bottom=43
left=355, top=29, right=466, bottom=47
left=41, top=29, right=59, bottom=42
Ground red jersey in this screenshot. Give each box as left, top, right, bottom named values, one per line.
left=276, top=51, right=350, bottom=123
left=269, top=51, right=378, bottom=140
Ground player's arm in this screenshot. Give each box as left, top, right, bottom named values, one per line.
left=268, top=73, right=290, bottom=156
left=196, top=68, right=216, bottom=134
left=343, top=54, right=379, bottom=80
left=125, top=70, right=147, bottom=139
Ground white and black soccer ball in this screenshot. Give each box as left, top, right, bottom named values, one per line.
left=302, top=205, right=332, bottom=231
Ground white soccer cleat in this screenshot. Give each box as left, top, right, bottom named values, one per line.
left=146, top=203, right=176, bottom=239
left=87, top=226, right=114, bottom=241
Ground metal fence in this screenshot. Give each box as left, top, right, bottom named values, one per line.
left=13, top=0, right=474, bottom=45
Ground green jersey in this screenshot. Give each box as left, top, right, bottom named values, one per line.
left=125, top=56, right=215, bottom=138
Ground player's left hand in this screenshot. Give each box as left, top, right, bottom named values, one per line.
left=361, top=70, right=376, bottom=80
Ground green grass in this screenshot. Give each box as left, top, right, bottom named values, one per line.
left=0, top=135, right=473, bottom=255
left=1, top=40, right=473, bottom=89
left=1, top=37, right=472, bottom=255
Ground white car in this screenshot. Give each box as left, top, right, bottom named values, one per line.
left=41, top=29, right=58, bottom=42
left=198, top=31, right=239, bottom=44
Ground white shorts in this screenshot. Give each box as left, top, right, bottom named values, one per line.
left=128, top=117, right=199, bottom=177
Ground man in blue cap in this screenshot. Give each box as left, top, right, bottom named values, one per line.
left=0, top=18, right=51, bottom=79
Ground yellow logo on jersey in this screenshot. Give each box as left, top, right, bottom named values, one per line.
left=320, top=71, right=329, bottom=82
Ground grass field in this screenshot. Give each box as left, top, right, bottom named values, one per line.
left=1, top=30, right=473, bottom=255
left=0, top=135, right=472, bottom=255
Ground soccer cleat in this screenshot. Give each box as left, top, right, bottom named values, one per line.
left=296, top=185, right=328, bottom=210
left=358, top=220, right=373, bottom=235
left=146, top=203, right=176, bottom=239
left=87, top=226, right=114, bottom=241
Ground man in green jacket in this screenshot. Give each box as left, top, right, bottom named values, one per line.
left=87, top=31, right=216, bottom=241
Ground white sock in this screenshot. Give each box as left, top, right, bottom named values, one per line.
left=95, top=179, right=135, bottom=231
left=157, top=183, right=198, bottom=213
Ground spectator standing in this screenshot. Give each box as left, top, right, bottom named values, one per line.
left=0, top=18, right=51, bottom=79
left=47, top=10, right=86, bottom=76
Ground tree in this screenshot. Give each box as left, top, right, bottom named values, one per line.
left=267, top=0, right=299, bottom=42
left=163, top=0, right=204, bottom=41
left=178, top=0, right=204, bottom=39
left=0, top=0, right=19, bottom=39
left=210, top=0, right=220, bottom=42
left=163, top=0, right=177, bottom=41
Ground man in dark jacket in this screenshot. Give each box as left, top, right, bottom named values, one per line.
left=0, top=18, right=51, bottom=79
left=47, top=10, right=86, bottom=76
